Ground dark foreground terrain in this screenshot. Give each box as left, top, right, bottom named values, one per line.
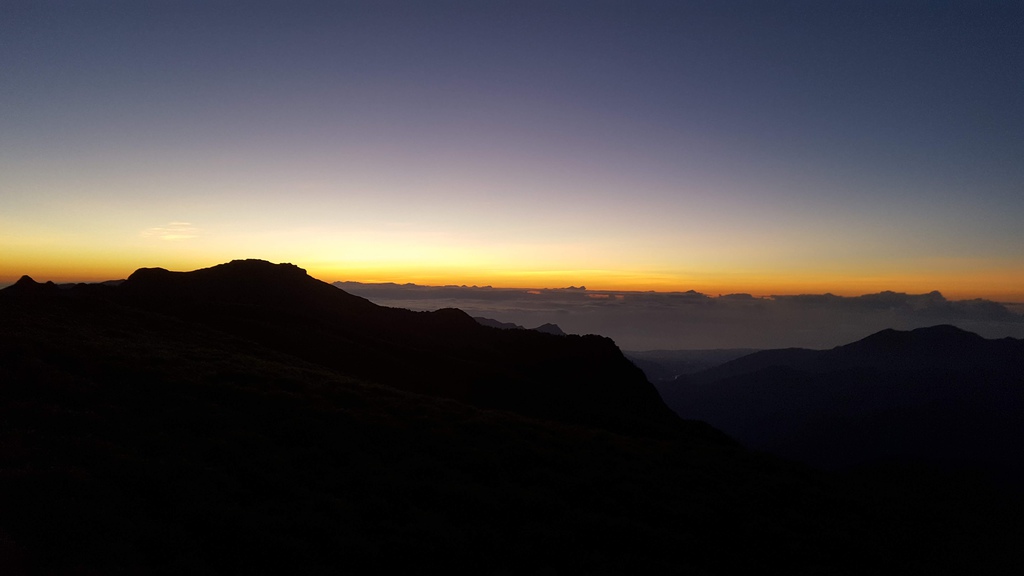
left=1, top=260, right=1020, bottom=574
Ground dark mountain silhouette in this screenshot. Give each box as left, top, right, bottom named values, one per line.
left=475, top=316, right=568, bottom=336
left=694, top=325, right=1024, bottom=379
left=532, top=322, right=566, bottom=336
left=625, top=348, right=760, bottom=384
left=657, top=325, right=1024, bottom=484
left=474, top=316, right=526, bottom=330
left=2, top=264, right=1022, bottom=574
left=4, top=275, right=59, bottom=298
left=104, top=260, right=686, bottom=438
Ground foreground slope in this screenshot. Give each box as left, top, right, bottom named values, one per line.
left=1, top=266, right=1021, bottom=574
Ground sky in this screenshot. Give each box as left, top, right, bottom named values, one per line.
left=3, top=1, right=1023, bottom=300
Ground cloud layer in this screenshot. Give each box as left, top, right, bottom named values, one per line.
left=141, top=222, right=200, bottom=241
left=336, top=282, right=1024, bottom=350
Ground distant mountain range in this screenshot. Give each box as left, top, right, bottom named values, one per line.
left=656, top=325, right=1024, bottom=484
left=2, top=260, right=1021, bottom=574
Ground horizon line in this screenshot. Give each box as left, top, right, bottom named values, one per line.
left=5, top=273, right=1023, bottom=306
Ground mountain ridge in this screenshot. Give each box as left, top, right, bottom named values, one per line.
left=657, top=325, right=1024, bottom=480
left=2, top=259, right=697, bottom=440
left=693, top=324, right=1024, bottom=381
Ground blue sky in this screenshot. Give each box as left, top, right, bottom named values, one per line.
left=3, top=1, right=1022, bottom=299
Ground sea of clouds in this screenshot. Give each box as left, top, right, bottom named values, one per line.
left=335, top=282, right=1024, bottom=350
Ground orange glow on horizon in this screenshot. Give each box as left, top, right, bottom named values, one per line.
left=309, top=264, right=1024, bottom=303
left=3, top=258, right=1023, bottom=303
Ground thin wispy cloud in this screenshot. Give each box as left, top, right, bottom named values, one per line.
left=141, top=222, right=200, bottom=241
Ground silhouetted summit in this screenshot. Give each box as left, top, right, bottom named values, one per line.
left=10, top=274, right=51, bottom=289
left=121, top=259, right=377, bottom=313
left=533, top=322, right=566, bottom=336
left=0, top=274, right=58, bottom=299
left=9, top=259, right=686, bottom=438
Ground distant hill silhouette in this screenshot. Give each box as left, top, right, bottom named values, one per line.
left=2, top=264, right=1022, bottom=574
left=474, top=316, right=526, bottom=330
left=5, top=275, right=59, bottom=297
left=532, top=322, right=566, bottom=336
left=474, top=316, right=568, bottom=336
left=694, top=325, right=1024, bottom=379
left=657, top=325, right=1024, bottom=484
left=624, top=348, right=760, bottom=384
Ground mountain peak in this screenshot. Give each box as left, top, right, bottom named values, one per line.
left=119, top=259, right=377, bottom=316
left=1, top=274, right=58, bottom=297
left=910, top=324, right=970, bottom=336
left=846, top=324, right=981, bottom=352
left=697, top=324, right=1021, bottom=382
left=533, top=323, right=567, bottom=336
left=219, top=259, right=307, bottom=275
left=823, top=324, right=1016, bottom=375
left=125, top=260, right=309, bottom=284
left=125, top=267, right=171, bottom=282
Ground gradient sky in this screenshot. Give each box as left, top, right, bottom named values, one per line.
left=3, top=1, right=1023, bottom=300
